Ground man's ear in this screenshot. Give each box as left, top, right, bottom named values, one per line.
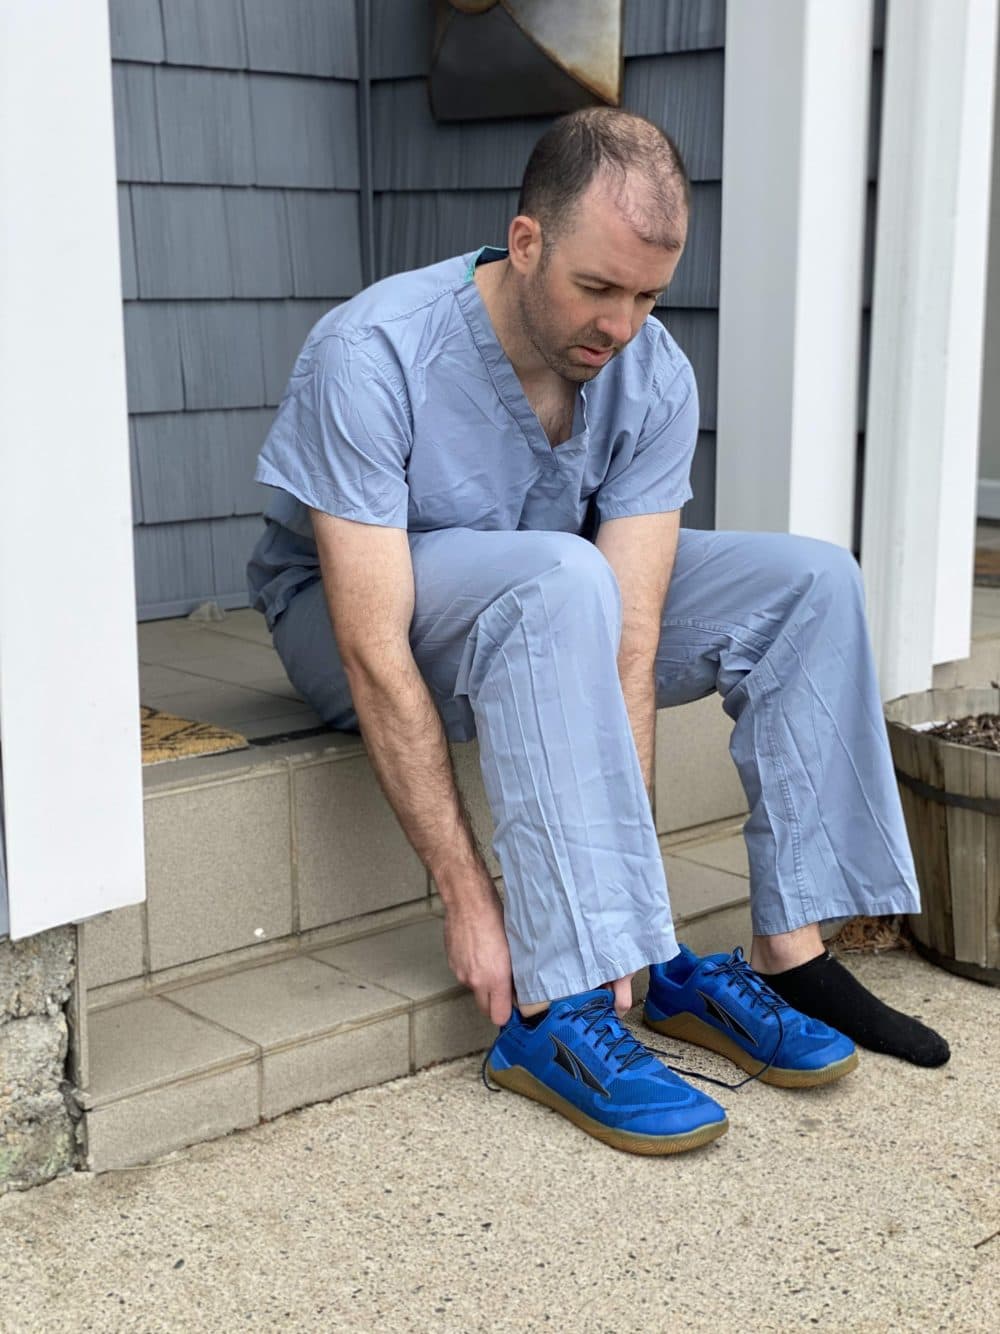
left=507, top=214, right=543, bottom=276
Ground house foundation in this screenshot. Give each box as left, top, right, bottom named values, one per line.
left=0, top=928, right=80, bottom=1192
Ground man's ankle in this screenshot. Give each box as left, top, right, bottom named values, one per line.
left=751, top=923, right=825, bottom=975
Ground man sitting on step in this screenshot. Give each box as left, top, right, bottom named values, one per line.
left=247, top=107, right=949, bottom=1156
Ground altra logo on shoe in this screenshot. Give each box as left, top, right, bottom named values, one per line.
left=697, top=990, right=756, bottom=1044
left=549, top=1035, right=611, bottom=1099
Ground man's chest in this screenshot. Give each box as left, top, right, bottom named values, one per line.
left=525, top=385, right=578, bottom=448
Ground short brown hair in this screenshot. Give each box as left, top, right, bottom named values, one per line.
left=517, top=107, right=689, bottom=252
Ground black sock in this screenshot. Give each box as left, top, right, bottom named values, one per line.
left=520, top=1008, right=549, bottom=1029
left=760, top=951, right=950, bottom=1067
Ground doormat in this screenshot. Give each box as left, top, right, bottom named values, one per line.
left=974, top=547, right=1000, bottom=587
left=141, top=705, right=249, bottom=765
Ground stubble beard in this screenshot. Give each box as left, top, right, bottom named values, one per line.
left=517, top=271, right=612, bottom=385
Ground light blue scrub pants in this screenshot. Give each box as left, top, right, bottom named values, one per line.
left=272, top=528, right=921, bottom=1003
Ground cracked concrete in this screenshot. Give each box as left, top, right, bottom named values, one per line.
left=0, top=950, right=996, bottom=1332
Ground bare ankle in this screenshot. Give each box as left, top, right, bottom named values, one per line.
left=750, top=924, right=824, bottom=975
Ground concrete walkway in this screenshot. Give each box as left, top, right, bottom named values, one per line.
left=1, top=951, right=997, bottom=1333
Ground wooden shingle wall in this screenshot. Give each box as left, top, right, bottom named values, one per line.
left=111, top=0, right=361, bottom=618
left=370, top=0, right=726, bottom=531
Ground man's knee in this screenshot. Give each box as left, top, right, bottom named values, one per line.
left=533, top=531, right=622, bottom=619
left=754, top=532, right=863, bottom=605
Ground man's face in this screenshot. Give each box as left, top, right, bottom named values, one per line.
left=516, top=178, right=686, bottom=383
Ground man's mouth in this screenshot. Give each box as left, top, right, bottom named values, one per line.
left=576, top=345, right=615, bottom=367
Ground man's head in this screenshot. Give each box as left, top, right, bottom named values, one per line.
left=505, top=107, right=689, bottom=383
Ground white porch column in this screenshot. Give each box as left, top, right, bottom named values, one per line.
left=861, top=0, right=998, bottom=700
left=715, top=0, right=873, bottom=546
left=0, top=0, right=145, bottom=936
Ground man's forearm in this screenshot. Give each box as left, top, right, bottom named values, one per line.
left=344, top=651, right=492, bottom=903
left=618, top=654, right=657, bottom=804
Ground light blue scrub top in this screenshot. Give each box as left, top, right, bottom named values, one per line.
left=248, top=247, right=699, bottom=629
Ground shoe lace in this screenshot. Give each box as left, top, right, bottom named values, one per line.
left=646, top=947, right=789, bottom=1091
left=705, top=946, right=789, bottom=1018
left=480, top=991, right=656, bottom=1093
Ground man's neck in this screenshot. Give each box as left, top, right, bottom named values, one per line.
left=473, top=258, right=563, bottom=400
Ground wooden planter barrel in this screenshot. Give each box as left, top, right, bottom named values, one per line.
left=885, top=687, right=1000, bottom=986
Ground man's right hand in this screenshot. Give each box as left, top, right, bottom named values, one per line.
left=443, top=886, right=514, bottom=1027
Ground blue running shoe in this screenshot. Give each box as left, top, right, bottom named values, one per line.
left=484, top=987, right=728, bottom=1155
left=644, top=945, right=858, bottom=1088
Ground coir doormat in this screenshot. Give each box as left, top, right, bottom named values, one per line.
left=141, top=705, right=249, bottom=765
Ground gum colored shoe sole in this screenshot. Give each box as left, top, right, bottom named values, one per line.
left=643, top=1011, right=859, bottom=1088
left=484, top=1062, right=728, bottom=1155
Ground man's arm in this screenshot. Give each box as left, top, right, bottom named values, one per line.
left=309, top=508, right=514, bottom=1025
left=595, top=510, right=681, bottom=799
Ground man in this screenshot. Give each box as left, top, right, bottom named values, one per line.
left=248, top=108, right=948, bottom=1156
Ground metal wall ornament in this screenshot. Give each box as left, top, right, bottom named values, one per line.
left=429, top=0, right=624, bottom=122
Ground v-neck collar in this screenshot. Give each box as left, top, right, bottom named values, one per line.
left=455, top=246, right=589, bottom=462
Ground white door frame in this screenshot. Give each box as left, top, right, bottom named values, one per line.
left=0, top=0, right=146, bottom=937
left=861, top=0, right=997, bottom=699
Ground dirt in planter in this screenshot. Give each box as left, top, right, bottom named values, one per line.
left=925, top=712, right=1000, bottom=752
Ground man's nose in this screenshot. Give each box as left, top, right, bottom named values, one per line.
left=594, top=305, right=633, bottom=347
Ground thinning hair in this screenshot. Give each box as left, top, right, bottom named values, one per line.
left=517, top=107, right=689, bottom=252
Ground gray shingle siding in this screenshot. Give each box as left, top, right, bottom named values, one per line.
left=134, top=408, right=273, bottom=523
left=132, top=185, right=233, bottom=298
left=625, top=0, right=726, bottom=56
left=118, top=186, right=139, bottom=300
left=662, top=182, right=720, bottom=309
left=161, top=0, right=247, bottom=69
left=155, top=67, right=256, bottom=184
left=249, top=76, right=360, bottom=188
left=109, top=0, right=165, bottom=64
left=113, top=6, right=365, bottom=616
left=133, top=520, right=216, bottom=613
left=176, top=302, right=267, bottom=410
left=123, top=303, right=184, bottom=414
left=286, top=191, right=364, bottom=296
left=368, top=0, right=432, bottom=80
left=242, top=0, right=358, bottom=80
left=112, top=64, right=162, bottom=181
left=225, top=189, right=295, bottom=298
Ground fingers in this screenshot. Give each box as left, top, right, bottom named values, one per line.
left=489, top=980, right=513, bottom=1028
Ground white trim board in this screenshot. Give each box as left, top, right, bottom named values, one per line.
left=715, top=0, right=872, bottom=546
left=0, top=0, right=146, bottom=937
left=861, top=0, right=997, bottom=699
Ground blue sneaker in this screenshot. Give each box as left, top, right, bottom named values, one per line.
left=484, top=987, right=728, bottom=1155
left=644, top=946, right=858, bottom=1088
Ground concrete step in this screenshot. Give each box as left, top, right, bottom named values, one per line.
left=79, top=820, right=751, bottom=1171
